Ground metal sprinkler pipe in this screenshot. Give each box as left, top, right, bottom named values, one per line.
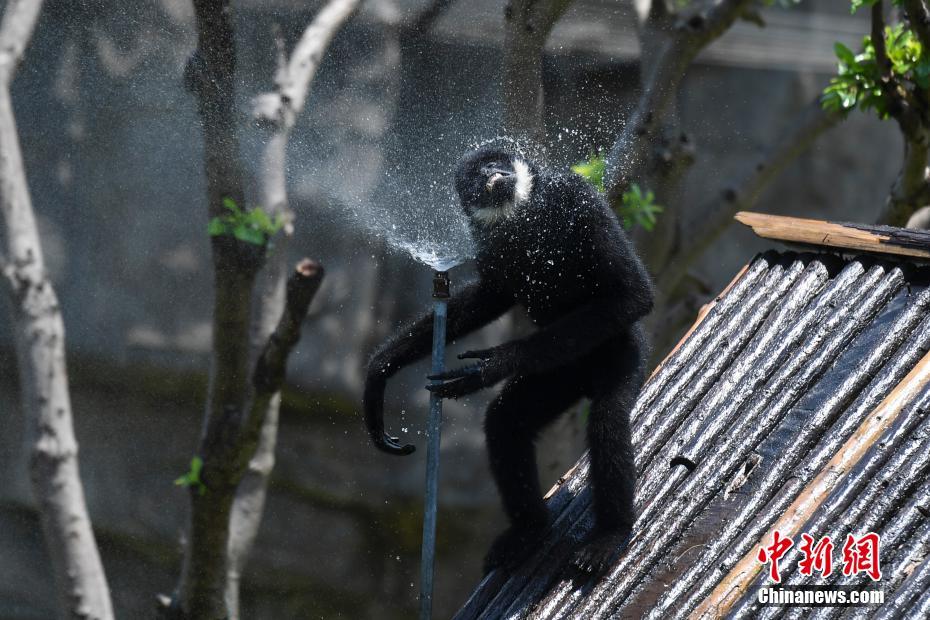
left=420, top=270, right=450, bottom=620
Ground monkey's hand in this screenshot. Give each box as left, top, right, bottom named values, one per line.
left=364, top=363, right=416, bottom=456
left=426, top=344, right=519, bottom=399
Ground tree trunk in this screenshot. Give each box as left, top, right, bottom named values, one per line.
left=0, top=1, right=113, bottom=618
left=878, top=134, right=930, bottom=227
left=501, top=0, right=573, bottom=141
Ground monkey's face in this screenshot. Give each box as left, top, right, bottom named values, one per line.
left=454, top=147, right=534, bottom=226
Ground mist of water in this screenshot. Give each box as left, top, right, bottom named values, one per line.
left=354, top=136, right=547, bottom=271
left=300, top=131, right=611, bottom=273
left=355, top=180, right=474, bottom=271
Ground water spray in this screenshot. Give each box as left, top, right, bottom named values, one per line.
left=419, top=269, right=450, bottom=620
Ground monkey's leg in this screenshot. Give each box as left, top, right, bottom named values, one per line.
left=483, top=371, right=585, bottom=573
left=573, top=329, right=646, bottom=573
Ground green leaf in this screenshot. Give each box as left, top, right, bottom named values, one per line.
left=850, top=0, right=879, bottom=13
left=174, top=456, right=206, bottom=495
left=208, top=218, right=230, bottom=237
left=250, top=208, right=273, bottom=231
left=207, top=202, right=281, bottom=246
left=571, top=152, right=607, bottom=193
left=569, top=154, right=662, bottom=232
left=618, top=183, right=663, bottom=232
left=233, top=224, right=266, bottom=245
left=834, top=42, right=856, bottom=66
left=222, top=197, right=242, bottom=215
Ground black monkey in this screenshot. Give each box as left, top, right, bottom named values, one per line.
left=363, top=145, right=654, bottom=574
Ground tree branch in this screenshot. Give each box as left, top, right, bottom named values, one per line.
left=870, top=2, right=924, bottom=135
left=0, top=1, right=114, bottom=618
left=252, top=0, right=360, bottom=136
left=406, top=0, right=457, bottom=35
left=222, top=2, right=357, bottom=616
left=225, top=260, right=324, bottom=617
left=903, top=0, right=930, bottom=52
left=604, top=0, right=755, bottom=203
left=879, top=133, right=930, bottom=225
left=657, top=98, right=843, bottom=295
left=871, top=2, right=890, bottom=76
left=0, top=0, right=44, bottom=78
left=501, top=0, right=576, bottom=141
left=250, top=261, right=325, bottom=421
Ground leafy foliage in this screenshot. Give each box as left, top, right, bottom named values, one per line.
left=823, top=23, right=930, bottom=116
left=618, top=183, right=663, bottom=232
left=207, top=197, right=284, bottom=246
left=849, top=0, right=879, bottom=13
left=174, top=456, right=207, bottom=495
left=571, top=153, right=664, bottom=232
left=571, top=153, right=606, bottom=192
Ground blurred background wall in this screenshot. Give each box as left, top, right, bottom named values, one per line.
left=0, top=0, right=904, bottom=617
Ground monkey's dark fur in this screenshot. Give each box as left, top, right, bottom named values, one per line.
left=363, top=145, right=654, bottom=574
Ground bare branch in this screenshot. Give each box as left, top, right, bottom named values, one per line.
left=0, top=1, right=114, bottom=618
left=642, top=0, right=670, bottom=26
left=407, top=0, right=457, bottom=35
left=253, top=0, right=360, bottom=132
left=279, top=0, right=359, bottom=115
left=604, top=0, right=755, bottom=202
left=225, top=260, right=324, bottom=618
left=0, top=0, right=44, bottom=79
left=871, top=2, right=890, bottom=77
left=250, top=261, right=325, bottom=425
left=878, top=134, right=930, bottom=226
left=657, top=99, right=843, bottom=294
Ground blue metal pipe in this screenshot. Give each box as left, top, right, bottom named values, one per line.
left=420, top=272, right=449, bottom=620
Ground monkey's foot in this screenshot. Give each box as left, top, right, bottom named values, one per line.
left=483, top=522, right=549, bottom=575
left=571, top=528, right=631, bottom=575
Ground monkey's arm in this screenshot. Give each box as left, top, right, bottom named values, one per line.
left=364, top=280, right=513, bottom=454
left=427, top=292, right=651, bottom=398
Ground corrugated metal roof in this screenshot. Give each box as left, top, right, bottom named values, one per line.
left=455, top=249, right=930, bottom=619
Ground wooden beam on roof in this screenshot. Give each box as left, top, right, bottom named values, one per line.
left=736, top=211, right=930, bottom=260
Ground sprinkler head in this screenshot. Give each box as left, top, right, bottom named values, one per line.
left=433, top=271, right=450, bottom=299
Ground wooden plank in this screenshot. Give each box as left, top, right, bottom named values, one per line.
left=735, top=211, right=930, bottom=260
left=691, top=348, right=930, bottom=619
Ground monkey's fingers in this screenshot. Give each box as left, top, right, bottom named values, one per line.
left=427, top=363, right=482, bottom=381
left=426, top=374, right=483, bottom=398
left=373, top=433, right=416, bottom=456
left=458, top=349, right=493, bottom=360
